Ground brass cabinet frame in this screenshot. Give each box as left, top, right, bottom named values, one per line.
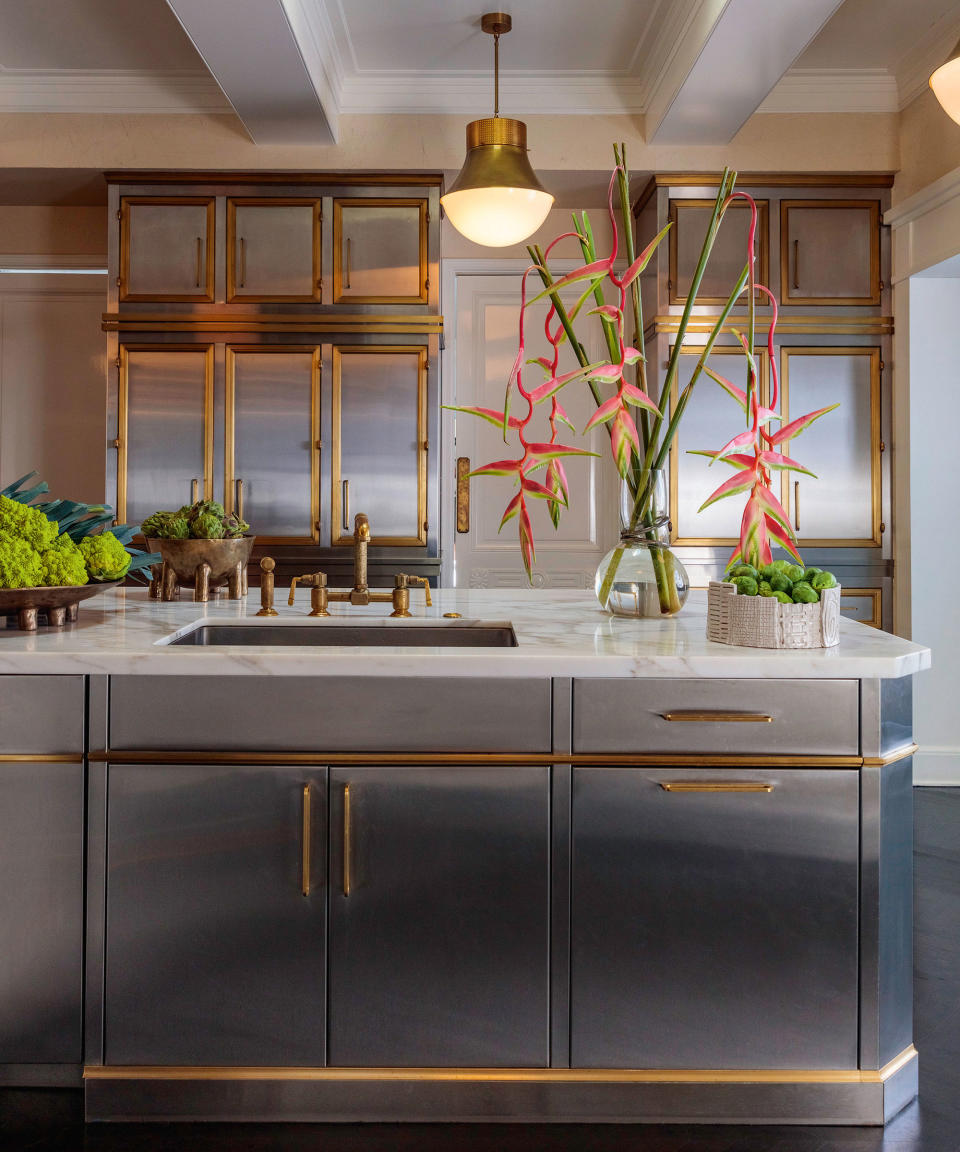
left=668, top=346, right=769, bottom=546
left=330, top=345, right=428, bottom=547
left=225, top=198, right=323, bottom=303
left=332, top=198, right=429, bottom=305
left=840, top=587, right=882, bottom=629
left=779, top=346, right=882, bottom=547
left=119, top=197, right=216, bottom=303
left=779, top=200, right=881, bottom=307
left=224, top=345, right=322, bottom=546
left=115, top=344, right=214, bottom=524
left=668, top=199, right=769, bottom=306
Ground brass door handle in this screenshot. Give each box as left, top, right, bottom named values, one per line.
left=301, top=784, right=312, bottom=897
left=456, top=456, right=470, bottom=533
left=660, top=711, right=773, bottom=723
left=191, top=477, right=199, bottom=504
left=343, top=784, right=352, bottom=896
left=660, top=781, right=774, bottom=793
left=238, top=236, right=246, bottom=288
left=235, top=477, right=244, bottom=522
left=794, top=480, right=800, bottom=532
left=342, top=479, right=350, bottom=533
left=345, top=236, right=352, bottom=289
left=793, top=238, right=799, bottom=290
left=195, top=236, right=202, bottom=288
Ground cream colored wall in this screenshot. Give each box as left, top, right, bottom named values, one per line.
left=894, top=88, right=960, bottom=204
left=0, top=207, right=106, bottom=256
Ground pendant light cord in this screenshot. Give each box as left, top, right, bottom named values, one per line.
left=493, top=31, right=500, bottom=117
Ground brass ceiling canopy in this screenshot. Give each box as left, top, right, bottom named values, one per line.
left=440, top=11, right=554, bottom=248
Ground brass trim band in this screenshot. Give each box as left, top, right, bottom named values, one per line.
left=862, top=742, right=919, bottom=767
left=0, top=754, right=83, bottom=762
left=103, top=313, right=444, bottom=335
left=653, top=315, right=892, bottom=336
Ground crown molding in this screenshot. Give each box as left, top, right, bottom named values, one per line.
left=895, top=14, right=960, bottom=111
left=0, top=67, right=230, bottom=114
left=758, top=69, right=899, bottom=114
left=884, top=162, right=960, bottom=229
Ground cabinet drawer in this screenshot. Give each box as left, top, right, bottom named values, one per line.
left=0, top=675, right=84, bottom=754
left=110, top=676, right=551, bottom=753
left=572, top=679, right=858, bottom=755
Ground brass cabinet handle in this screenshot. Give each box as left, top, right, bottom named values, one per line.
left=794, top=480, right=800, bottom=532
left=239, top=236, right=246, bottom=288
left=660, top=781, right=774, bottom=793
left=661, top=711, right=773, bottom=723
left=235, top=477, right=244, bottom=522
left=456, top=456, right=470, bottom=533
left=345, top=236, right=352, bottom=289
left=191, top=477, right=199, bottom=504
left=343, top=784, right=352, bottom=897
left=342, top=479, right=350, bottom=532
left=301, top=784, right=312, bottom=897
left=793, top=238, right=799, bottom=290
left=195, top=236, right=202, bottom=288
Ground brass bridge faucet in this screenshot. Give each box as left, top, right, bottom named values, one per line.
left=287, top=512, right=432, bottom=617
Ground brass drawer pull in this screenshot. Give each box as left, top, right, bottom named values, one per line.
left=794, top=480, right=800, bottom=532
left=793, top=238, right=799, bottom=290
left=235, top=477, right=244, bottom=522
left=661, top=711, right=773, bottom=723
left=456, top=456, right=470, bottom=533
left=345, top=236, right=352, bottom=289
left=342, top=479, right=350, bottom=533
left=195, top=236, right=202, bottom=288
left=660, top=781, right=774, bottom=793
left=301, top=783, right=312, bottom=897
left=343, top=784, right=352, bottom=897
left=239, top=236, right=246, bottom=288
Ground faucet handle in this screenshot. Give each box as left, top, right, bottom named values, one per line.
left=395, top=573, right=432, bottom=608
left=288, top=571, right=327, bottom=607
left=256, top=556, right=279, bottom=617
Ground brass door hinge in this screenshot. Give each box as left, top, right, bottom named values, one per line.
left=880, top=522, right=886, bottom=533
left=116, top=209, right=122, bottom=221
left=880, top=440, right=886, bottom=452
left=879, top=360, right=885, bottom=373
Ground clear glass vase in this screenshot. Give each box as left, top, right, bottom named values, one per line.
left=594, top=469, right=690, bottom=617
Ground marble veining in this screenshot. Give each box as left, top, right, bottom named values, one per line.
left=0, top=587, right=931, bottom=678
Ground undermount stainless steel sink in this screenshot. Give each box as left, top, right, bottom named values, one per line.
left=164, top=621, right=518, bottom=648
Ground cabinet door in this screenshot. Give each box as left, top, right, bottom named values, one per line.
left=117, top=345, right=213, bottom=525
left=670, top=198, right=768, bottom=304
left=570, top=767, right=860, bottom=1070
left=120, top=197, right=215, bottom=302
left=227, top=199, right=322, bottom=301
left=670, top=347, right=768, bottom=544
left=104, top=764, right=326, bottom=1066
left=225, top=347, right=320, bottom=543
left=332, top=345, right=427, bottom=545
left=333, top=198, right=428, bottom=304
left=780, top=200, right=880, bottom=305
left=328, top=766, right=550, bottom=1067
left=0, top=760, right=83, bottom=1064
left=780, top=347, right=881, bottom=546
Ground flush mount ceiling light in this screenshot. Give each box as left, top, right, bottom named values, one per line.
left=930, top=37, right=960, bottom=125
left=440, top=12, right=554, bottom=247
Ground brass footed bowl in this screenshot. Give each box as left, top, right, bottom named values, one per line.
left=152, top=536, right=255, bottom=601
left=0, top=581, right=121, bottom=632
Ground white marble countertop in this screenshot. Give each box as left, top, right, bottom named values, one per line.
left=0, top=586, right=930, bottom=678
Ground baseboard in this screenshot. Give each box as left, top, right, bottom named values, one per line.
left=913, top=748, right=960, bottom=786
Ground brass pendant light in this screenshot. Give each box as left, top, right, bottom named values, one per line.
left=930, top=37, right=960, bottom=126
left=441, top=12, right=554, bottom=247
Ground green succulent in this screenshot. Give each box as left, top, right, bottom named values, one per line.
left=791, top=581, right=819, bottom=604
left=769, top=572, right=793, bottom=594
left=730, top=575, right=758, bottom=596
left=812, top=570, right=838, bottom=591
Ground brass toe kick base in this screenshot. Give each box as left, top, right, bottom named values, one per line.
left=84, top=1048, right=917, bottom=1125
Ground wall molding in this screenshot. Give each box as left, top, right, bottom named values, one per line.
left=0, top=67, right=230, bottom=115
left=885, top=164, right=960, bottom=231
left=913, top=748, right=960, bottom=787
left=758, top=69, right=899, bottom=115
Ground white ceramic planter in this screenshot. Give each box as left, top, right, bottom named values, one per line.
left=707, top=580, right=841, bottom=649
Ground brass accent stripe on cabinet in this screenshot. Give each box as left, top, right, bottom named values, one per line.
left=633, top=172, right=894, bottom=214
left=653, top=315, right=892, bottom=336
left=862, top=742, right=918, bottom=767
left=84, top=1045, right=916, bottom=1085
left=0, top=754, right=83, bottom=763
left=106, top=172, right=444, bottom=187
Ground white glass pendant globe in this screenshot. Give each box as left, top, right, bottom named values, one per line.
left=441, top=185, right=554, bottom=247
left=931, top=51, right=960, bottom=126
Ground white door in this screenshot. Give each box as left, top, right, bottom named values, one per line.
left=445, top=269, right=618, bottom=588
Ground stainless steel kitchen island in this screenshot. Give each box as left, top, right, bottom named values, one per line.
left=0, top=589, right=929, bottom=1125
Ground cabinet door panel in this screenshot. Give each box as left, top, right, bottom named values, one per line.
left=226, top=348, right=320, bottom=542
left=571, top=767, right=860, bottom=1069
left=671, top=199, right=768, bottom=304
left=781, top=201, right=880, bottom=305
left=334, top=199, right=428, bottom=304
left=105, top=764, right=326, bottom=1066
left=332, top=346, right=426, bottom=545
left=671, top=348, right=767, bottom=543
left=328, top=766, right=550, bottom=1067
left=227, top=200, right=321, bottom=301
left=780, top=347, right=881, bottom=545
left=0, top=761, right=83, bottom=1063
left=118, top=346, right=213, bottom=526
left=121, top=198, right=214, bottom=301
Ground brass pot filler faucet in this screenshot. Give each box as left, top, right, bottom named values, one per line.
left=256, top=513, right=432, bottom=618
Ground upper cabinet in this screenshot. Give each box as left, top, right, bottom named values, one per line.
left=670, top=198, right=769, bottom=305
left=333, top=197, right=429, bottom=305
left=119, top=197, right=215, bottom=302
left=780, top=200, right=881, bottom=306
left=226, top=199, right=322, bottom=302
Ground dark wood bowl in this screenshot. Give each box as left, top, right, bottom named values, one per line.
left=0, top=581, right=120, bottom=632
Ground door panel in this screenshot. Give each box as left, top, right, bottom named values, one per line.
left=780, top=347, right=881, bottom=545
left=0, top=761, right=83, bottom=1063
left=571, top=767, right=860, bottom=1069
left=332, top=345, right=426, bottom=545
left=227, top=200, right=321, bottom=301
left=226, top=348, right=320, bottom=542
left=780, top=201, right=880, bottom=305
left=118, top=346, right=213, bottom=525
left=328, top=766, right=550, bottom=1067
left=104, top=764, right=326, bottom=1066
left=670, top=199, right=768, bottom=304
left=120, top=197, right=214, bottom=302
left=334, top=198, right=428, bottom=304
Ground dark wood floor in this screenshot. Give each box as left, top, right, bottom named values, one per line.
left=2, top=787, right=957, bottom=1152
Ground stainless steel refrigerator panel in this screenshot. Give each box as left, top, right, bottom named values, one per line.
left=104, top=763, right=327, bottom=1066
left=328, top=765, right=551, bottom=1067
left=570, top=767, right=860, bottom=1069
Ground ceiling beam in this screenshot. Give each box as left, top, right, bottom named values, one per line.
left=648, top=0, right=845, bottom=144
left=164, top=0, right=337, bottom=145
